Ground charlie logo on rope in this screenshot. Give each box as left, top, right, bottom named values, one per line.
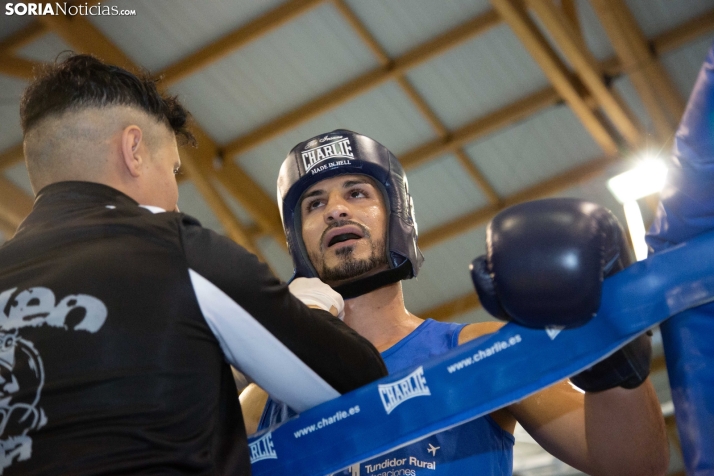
left=378, top=366, right=431, bottom=415
left=0, top=286, right=107, bottom=474
left=249, top=432, right=277, bottom=463
left=301, top=136, right=354, bottom=173
left=546, top=326, right=563, bottom=340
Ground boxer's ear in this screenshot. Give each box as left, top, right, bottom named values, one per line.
left=120, top=125, right=144, bottom=178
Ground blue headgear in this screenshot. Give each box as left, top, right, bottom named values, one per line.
left=277, top=130, right=424, bottom=298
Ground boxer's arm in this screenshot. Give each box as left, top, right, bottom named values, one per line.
left=583, top=382, right=667, bottom=475
left=508, top=379, right=667, bottom=476
left=459, top=323, right=668, bottom=475
left=179, top=217, right=387, bottom=411
left=239, top=383, right=269, bottom=435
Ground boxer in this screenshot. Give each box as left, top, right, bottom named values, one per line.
left=241, top=130, right=668, bottom=475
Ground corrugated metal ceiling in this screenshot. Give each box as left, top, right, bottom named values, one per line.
left=171, top=3, right=381, bottom=143
left=344, top=0, right=492, bottom=57
left=1, top=2, right=712, bottom=472
left=407, top=24, right=549, bottom=129
left=90, top=0, right=287, bottom=71
left=466, top=104, right=602, bottom=197
left=626, top=0, right=714, bottom=37
left=238, top=80, right=439, bottom=195
left=1, top=0, right=710, bottom=336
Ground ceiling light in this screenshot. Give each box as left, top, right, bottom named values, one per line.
left=624, top=200, right=649, bottom=261
left=606, top=154, right=668, bottom=204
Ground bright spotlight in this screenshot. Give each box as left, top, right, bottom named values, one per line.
left=607, top=152, right=669, bottom=261
left=623, top=200, right=649, bottom=261
left=606, top=155, right=668, bottom=204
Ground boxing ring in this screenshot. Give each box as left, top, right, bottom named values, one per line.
left=250, top=44, right=714, bottom=476
left=248, top=227, right=714, bottom=475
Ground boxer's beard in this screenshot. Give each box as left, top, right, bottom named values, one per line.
left=309, top=220, right=387, bottom=283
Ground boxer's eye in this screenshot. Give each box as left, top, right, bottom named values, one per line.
left=348, top=188, right=367, bottom=199
left=305, top=199, right=324, bottom=212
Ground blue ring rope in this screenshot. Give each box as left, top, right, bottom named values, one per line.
left=249, top=229, right=714, bottom=476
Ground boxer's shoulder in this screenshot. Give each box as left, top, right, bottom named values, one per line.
left=457, top=321, right=505, bottom=345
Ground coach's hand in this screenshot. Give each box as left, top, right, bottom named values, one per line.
left=289, top=277, right=345, bottom=320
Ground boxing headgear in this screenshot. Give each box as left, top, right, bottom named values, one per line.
left=277, top=130, right=424, bottom=299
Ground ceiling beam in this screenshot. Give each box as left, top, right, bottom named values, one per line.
left=0, top=54, right=40, bottom=80
left=0, top=18, right=46, bottom=82
left=0, top=21, right=48, bottom=53
left=185, top=126, right=284, bottom=245
left=158, top=0, right=326, bottom=86
left=590, top=0, right=684, bottom=141
left=179, top=151, right=260, bottom=257
left=400, top=86, right=562, bottom=170
left=180, top=129, right=283, bottom=241
left=397, top=76, right=448, bottom=136
left=560, top=0, right=582, bottom=40
left=222, top=9, right=501, bottom=158
left=211, top=160, right=285, bottom=239
left=0, top=144, right=24, bottom=171
left=601, top=0, right=687, bottom=122
left=490, top=0, right=619, bottom=156
left=5, top=1, right=710, bottom=89
left=0, top=176, right=33, bottom=230
left=37, top=14, right=137, bottom=72
left=331, top=0, right=390, bottom=66
left=419, top=153, right=620, bottom=249
left=527, top=0, right=642, bottom=149
left=1, top=8, right=708, bottom=173
left=599, top=8, right=714, bottom=77
left=333, top=0, right=501, bottom=204
left=0, top=10, right=288, bottom=246
left=0, top=0, right=105, bottom=55
left=1, top=7, right=710, bottom=241
left=0, top=2, right=703, bottom=162
left=454, top=150, right=501, bottom=204
left=652, top=8, right=714, bottom=55
left=34, top=12, right=276, bottom=250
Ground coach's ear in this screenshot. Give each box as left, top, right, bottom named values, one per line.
left=120, top=125, right=145, bottom=178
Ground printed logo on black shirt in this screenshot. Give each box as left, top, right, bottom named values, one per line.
left=0, top=286, right=107, bottom=473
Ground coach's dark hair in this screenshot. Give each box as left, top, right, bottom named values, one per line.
left=20, top=53, right=195, bottom=145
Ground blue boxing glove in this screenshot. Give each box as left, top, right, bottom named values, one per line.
left=471, top=198, right=630, bottom=328
left=471, top=198, right=651, bottom=391
left=570, top=330, right=652, bottom=392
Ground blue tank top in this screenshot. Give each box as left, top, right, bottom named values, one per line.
left=258, top=319, right=514, bottom=475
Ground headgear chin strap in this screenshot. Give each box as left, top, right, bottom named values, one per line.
left=277, top=129, right=424, bottom=299
left=333, top=259, right=413, bottom=299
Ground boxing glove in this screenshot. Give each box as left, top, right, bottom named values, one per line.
left=471, top=198, right=630, bottom=328
left=471, top=198, right=651, bottom=391
left=570, top=331, right=652, bottom=392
